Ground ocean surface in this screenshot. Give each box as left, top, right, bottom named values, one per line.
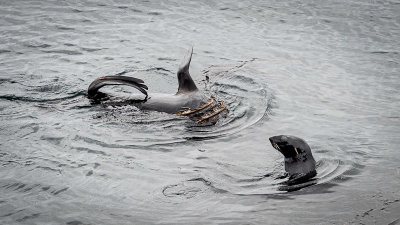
left=1, top=0, right=400, bottom=224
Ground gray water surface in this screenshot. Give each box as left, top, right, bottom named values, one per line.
left=1, top=0, right=400, bottom=224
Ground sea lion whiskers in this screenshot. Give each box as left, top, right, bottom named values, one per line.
left=273, top=142, right=280, bottom=151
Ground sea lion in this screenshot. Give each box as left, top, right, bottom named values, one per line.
left=88, top=47, right=203, bottom=113
left=87, top=47, right=227, bottom=123
left=269, top=135, right=317, bottom=184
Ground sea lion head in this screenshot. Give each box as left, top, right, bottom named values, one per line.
left=269, top=135, right=317, bottom=183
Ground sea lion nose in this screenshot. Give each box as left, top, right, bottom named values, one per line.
left=269, top=137, right=275, bottom=145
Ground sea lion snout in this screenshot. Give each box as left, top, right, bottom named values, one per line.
left=269, top=135, right=299, bottom=158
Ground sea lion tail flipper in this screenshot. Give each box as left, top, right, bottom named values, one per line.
left=178, top=46, right=193, bottom=74
left=87, top=75, right=148, bottom=99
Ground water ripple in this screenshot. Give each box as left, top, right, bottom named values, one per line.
left=1, top=0, right=399, bottom=224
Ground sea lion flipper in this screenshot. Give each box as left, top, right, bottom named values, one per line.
left=178, top=46, right=193, bottom=74
left=177, top=47, right=198, bottom=93
left=88, top=75, right=148, bottom=99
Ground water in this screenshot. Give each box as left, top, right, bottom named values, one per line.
left=1, top=0, right=400, bottom=224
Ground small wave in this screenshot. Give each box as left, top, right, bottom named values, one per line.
left=148, top=12, right=162, bottom=16
left=162, top=177, right=227, bottom=199
left=56, top=26, right=75, bottom=31
left=24, top=43, right=52, bottom=48
left=81, top=47, right=104, bottom=52
left=0, top=49, right=12, bottom=54
left=0, top=91, right=85, bottom=103
left=42, top=49, right=83, bottom=55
